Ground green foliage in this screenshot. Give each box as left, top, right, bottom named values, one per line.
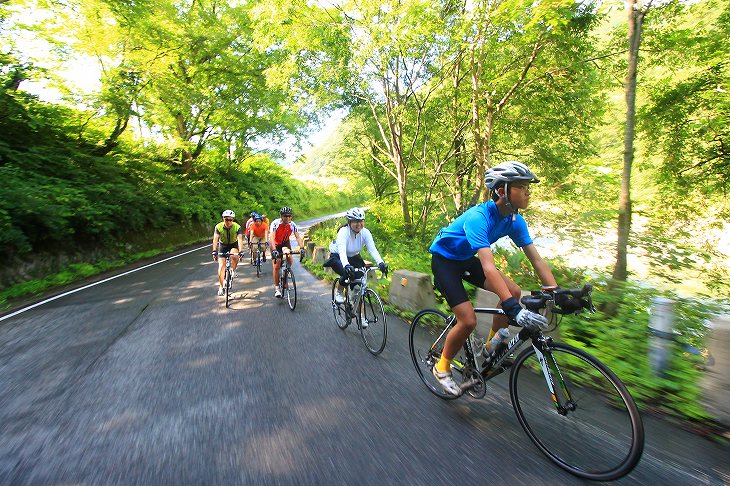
left=0, top=66, right=358, bottom=293
left=559, top=277, right=724, bottom=423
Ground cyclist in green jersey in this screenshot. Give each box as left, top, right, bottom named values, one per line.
left=211, top=210, right=245, bottom=296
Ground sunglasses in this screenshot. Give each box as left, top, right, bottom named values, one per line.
left=224, top=218, right=234, bottom=222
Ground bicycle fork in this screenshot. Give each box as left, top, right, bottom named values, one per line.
left=532, top=339, right=576, bottom=415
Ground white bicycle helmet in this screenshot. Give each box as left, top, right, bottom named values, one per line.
left=484, top=161, right=540, bottom=190
left=345, top=207, right=365, bottom=221
left=221, top=209, right=235, bottom=218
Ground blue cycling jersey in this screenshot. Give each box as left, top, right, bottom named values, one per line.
left=429, top=201, right=533, bottom=260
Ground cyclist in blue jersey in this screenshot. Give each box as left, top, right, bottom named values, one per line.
left=429, top=161, right=558, bottom=395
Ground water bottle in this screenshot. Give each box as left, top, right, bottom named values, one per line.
left=484, top=328, right=510, bottom=366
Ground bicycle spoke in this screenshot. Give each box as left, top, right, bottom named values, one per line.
left=332, top=281, right=350, bottom=329
left=510, top=343, right=644, bottom=481
left=285, top=268, right=296, bottom=310
left=359, top=288, right=387, bottom=355
left=408, top=309, right=463, bottom=400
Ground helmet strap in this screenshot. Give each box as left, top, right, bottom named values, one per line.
left=501, top=183, right=518, bottom=221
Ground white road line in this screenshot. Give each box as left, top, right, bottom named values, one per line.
left=0, top=245, right=210, bottom=322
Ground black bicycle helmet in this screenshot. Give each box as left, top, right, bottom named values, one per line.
left=279, top=206, right=293, bottom=216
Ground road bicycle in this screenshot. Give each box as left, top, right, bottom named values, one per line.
left=331, top=266, right=388, bottom=355
left=272, top=249, right=304, bottom=311
left=408, top=285, right=644, bottom=481
left=218, top=252, right=236, bottom=308
left=251, top=241, right=268, bottom=278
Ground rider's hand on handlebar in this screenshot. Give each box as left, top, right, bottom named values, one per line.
left=502, top=296, right=548, bottom=329
left=344, top=264, right=356, bottom=278
left=211, top=251, right=218, bottom=261
left=271, top=250, right=280, bottom=260
left=516, top=308, right=548, bottom=329
left=378, top=261, right=389, bottom=276
left=299, top=248, right=306, bottom=260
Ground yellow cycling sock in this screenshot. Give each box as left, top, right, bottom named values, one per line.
left=436, top=356, right=451, bottom=373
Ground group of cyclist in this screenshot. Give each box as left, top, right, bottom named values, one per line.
left=211, top=160, right=560, bottom=397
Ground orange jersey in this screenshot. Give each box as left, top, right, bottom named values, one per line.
left=249, top=222, right=268, bottom=238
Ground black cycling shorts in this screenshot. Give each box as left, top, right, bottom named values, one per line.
left=431, top=252, right=487, bottom=308
left=328, top=253, right=366, bottom=285
left=274, top=242, right=292, bottom=257
left=218, top=243, right=239, bottom=254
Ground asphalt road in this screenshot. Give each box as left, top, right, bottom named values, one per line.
left=1, top=219, right=728, bottom=485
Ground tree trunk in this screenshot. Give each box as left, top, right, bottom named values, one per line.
left=612, top=0, right=646, bottom=282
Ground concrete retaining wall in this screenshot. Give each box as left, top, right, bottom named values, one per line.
left=387, top=270, right=436, bottom=312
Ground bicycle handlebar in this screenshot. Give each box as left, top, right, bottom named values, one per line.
left=272, top=249, right=305, bottom=263
left=521, top=284, right=595, bottom=315
left=342, top=266, right=387, bottom=285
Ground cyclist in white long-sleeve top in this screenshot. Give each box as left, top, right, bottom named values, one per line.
left=327, top=207, right=388, bottom=304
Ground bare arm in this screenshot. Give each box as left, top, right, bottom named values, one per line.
left=477, top=247, right=512, bottom=302
left=522, top=244, right=557, bottom=287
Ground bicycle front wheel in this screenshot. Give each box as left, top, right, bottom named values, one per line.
left=510, top=342, right=644, bottom=481
left=224, top=268, right=232, bottom=308
left=408, top=309, right=465, bottom=401
left=358, top=288, right=387, bottom=355
left=331, top=280, right=350, bottom=329
left=256, top=256, right=261, bottom=278
left=284, top=268, right=297, bottom=311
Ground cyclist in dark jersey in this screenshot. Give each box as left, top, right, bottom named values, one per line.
left=428, top=161, right=559, bottom=395
left=211, top=210, right=245, bottom=296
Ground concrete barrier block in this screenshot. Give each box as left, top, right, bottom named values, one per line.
left=701, top=318, right=730, bottom=427
left=388, top=270, right=436, bottom=312
left=306, top=241, right=316, bottom=255
left=311, top=246, right=329, bottom=264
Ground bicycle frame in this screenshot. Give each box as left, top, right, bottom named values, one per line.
left=274, top=250, right=302, bottom=284
left=448, top=306, right=579, bottom=414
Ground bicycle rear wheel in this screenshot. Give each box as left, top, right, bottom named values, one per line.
left=224, top=267, right=232, bottom=308
left=408, top=309, right=466, bottom=400
left=510, top=342, right=644, bottom=481
left=331, top=280, right=350, bottom=329
left=284, top=268, right=296, bottom=310
left=358, top=288, right=387, bottom=355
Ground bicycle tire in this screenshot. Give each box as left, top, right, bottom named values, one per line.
left=224, top=267, right=232, bottom=308
left=256, top=255, right=261, bottom=278
left=359, top=288, right=387, bottom=355
left=510, top=342, right=644, bottom=481
left=284, top=268, right=296, bottom=311
left=331, top=280, right=350, bottom=329
left=408, top=309, right=464, bottom=401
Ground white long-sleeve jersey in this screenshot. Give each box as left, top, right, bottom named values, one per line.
left=329, top=226, right=383, bottom=267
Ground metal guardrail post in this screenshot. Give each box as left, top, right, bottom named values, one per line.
left=648, top=297, right=677, bottom=375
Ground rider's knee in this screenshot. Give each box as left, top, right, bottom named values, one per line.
left=459, top=316, right=477, bottom=332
